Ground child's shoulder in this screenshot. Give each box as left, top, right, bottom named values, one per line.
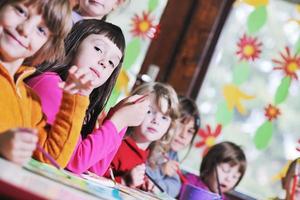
left=185, top=173, right=208, bottom=189
left=27, top=72, right=61, bottom=88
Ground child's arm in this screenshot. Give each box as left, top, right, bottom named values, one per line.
left=66, top=120, right=127, bottom=175
left=32, top=90, right=89, bottom=167
left=33, top=66, right=93, bottom=167
left=67, top=95, right=149, bottom=175
left=27, top=72, right=63, bottom=125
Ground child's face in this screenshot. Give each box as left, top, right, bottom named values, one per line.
left=72, top=34, right=122, bottom=88
left=170, top=118, right=195, bottom=152
left=215, top=163, right=241, bottom=193
left=0, top=3, right=51, bottom=63
left=79, top=0, right=119, bottom=18
left=135, top=94, right=172, bottom=143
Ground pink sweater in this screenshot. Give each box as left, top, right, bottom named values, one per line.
left=27, top=72, right=126, bottom=175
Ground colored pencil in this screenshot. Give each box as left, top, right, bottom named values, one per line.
left=145, top=172, right=165, bottom=193
left=36, top=144, right=61, bottom=170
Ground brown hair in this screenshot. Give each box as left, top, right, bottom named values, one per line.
left=0, top=0, right=72, bottom=65
left=177, top=96, right=201, bottom=161
left=200, top=141, right=247, bottom=190
left=282, top=157, right=300, bottom=189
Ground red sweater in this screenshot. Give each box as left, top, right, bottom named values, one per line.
left=105, top=137, right=149, bottom=183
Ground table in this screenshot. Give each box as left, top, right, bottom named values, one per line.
left=0, top=158, right=100, bottom=199
left=0, top=158, right=172, bottom=200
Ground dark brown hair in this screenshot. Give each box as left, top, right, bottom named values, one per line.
left=200, top=141, right=247, bottom=190
left=177, top=96, right=201, bottom=162
left=0, top=0, right=72, bottom=65
left=282, top=157, right=300, bottom=189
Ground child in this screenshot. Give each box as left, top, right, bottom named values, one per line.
left=27, top=19, right=150, bottom=175
left=72, top=0, right=124, bottom=23
left=146, top=96, right=201, bottom=197
left=0, top=0, right=94, bottom=167
left=281, top=158, right=300, bottom=200
left=106, top=82, right=179, bottom=188
left=183, top=142, right=247, bottom=199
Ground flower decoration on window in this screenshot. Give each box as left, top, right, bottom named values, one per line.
left=195, top=124, right=222, bottom=156
left=236, top=34, right=262, bottom=61
left=223, top=84, right=255, bottom=115
left=264, top=104, right=281, bottom=121
left=130, top=11, right=160, bottom=39
left=273, top=47, right=300, bottom=80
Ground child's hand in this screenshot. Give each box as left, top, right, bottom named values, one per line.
left=162, top=160, right=179, bottom=177
left=108, top=95, right=150, bottom=132
left=0, top=128, right=38, bottom=165
left=141, top=177, right=155, bottom=192
left=128, top=164, right=146, bottom=187
left=63, top=65, right=95, bottom=96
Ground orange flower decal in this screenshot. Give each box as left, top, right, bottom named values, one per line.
left=130, top=11, right=159, bottom=39
left=273, top=47, right=300, bottom=80
left=195, top=124, right=222, bottom=156
left=264, top=104, right=280, bottom=121
left=236, top=34, right=262, bottom=61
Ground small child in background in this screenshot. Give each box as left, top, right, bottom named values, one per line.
left=281, top=158, right=300, bottom=200
left=106, top=82, right=179, bottom=188
left=27, top=19, right=149, bottom=175
left=0, top=0, right=93, bottom=166
left=183, top=141, right=247, bottom=200
left=72, top=0, right=125, bottom=23
left=146, top=96, right=200, bottom=197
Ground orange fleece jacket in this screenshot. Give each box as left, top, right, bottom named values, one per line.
left=0, top=64, right=89, bottom=167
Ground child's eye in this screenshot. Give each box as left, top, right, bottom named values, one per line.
left=109, top=60, right=115, bottom=68
left=15, top=5, right=28, bottom=17
left=37, top=26, right=47, bottom=36
left=94, top=46, right=102, bottom=53
left=222, top=166, right=230, bottom=173
left=162, top=116, right=170, bottom=120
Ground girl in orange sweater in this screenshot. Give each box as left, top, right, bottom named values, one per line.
left=0, top=0, right=94, bottom=167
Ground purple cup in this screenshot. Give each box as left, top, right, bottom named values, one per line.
left=179, top=184, right=222, bottom=200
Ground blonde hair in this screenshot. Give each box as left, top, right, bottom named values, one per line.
left=131, top=82, right=179, bottom=167
left=0, top=0, right=72, bottom=65
left=130, top=82, right=179, bottom=142
left=131, top=82, right=179, bottom=120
